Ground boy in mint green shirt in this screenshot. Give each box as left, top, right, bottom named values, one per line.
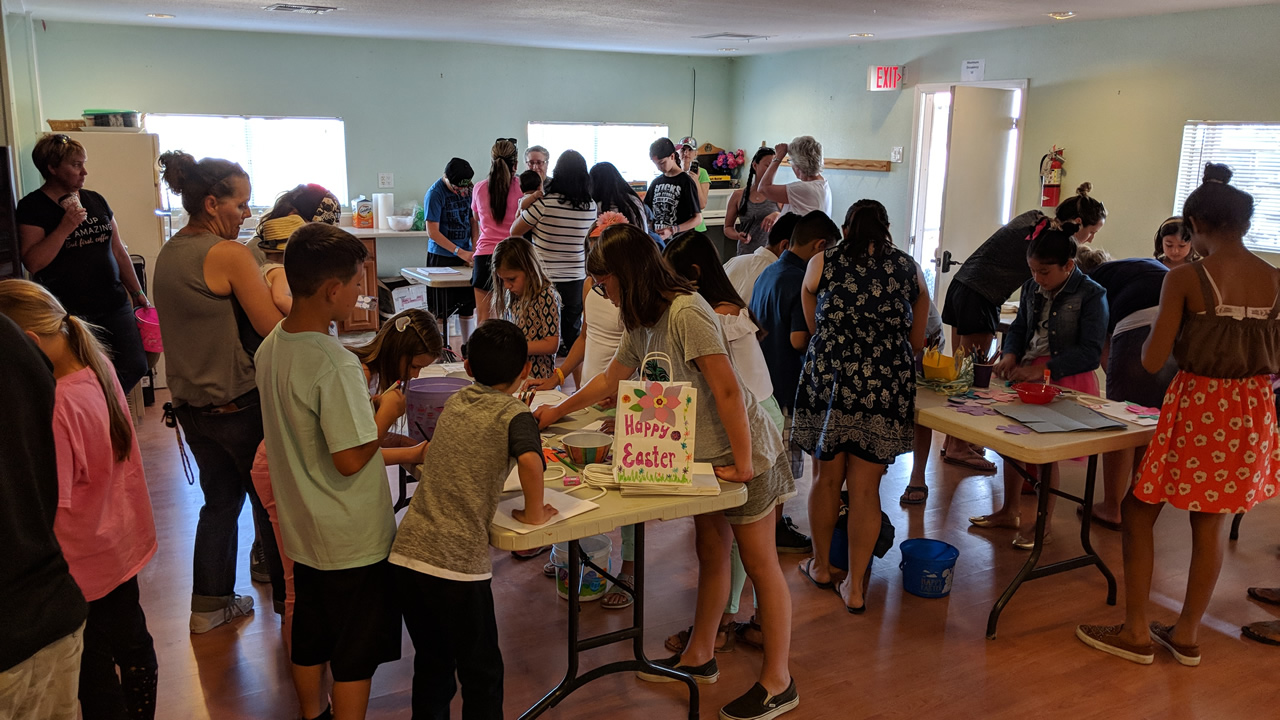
left=256, top=223, right=419, bottom=720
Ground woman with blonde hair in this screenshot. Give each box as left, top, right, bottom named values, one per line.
left=16, top=133, right=149, bottom=394
left=0, top=279, right=159, bottom=719
left=758, top=135, right=832, bottom=222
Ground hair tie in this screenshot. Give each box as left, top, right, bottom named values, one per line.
left=1205, top=178, right=1225, bottom=184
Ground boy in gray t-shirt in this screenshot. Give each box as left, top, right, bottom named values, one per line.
left=390, top=319, right=554, bottom=717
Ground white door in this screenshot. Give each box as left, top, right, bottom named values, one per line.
left=933, top=86, right=1021, bottom=308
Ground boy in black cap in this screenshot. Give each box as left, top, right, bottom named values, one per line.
left=645, top=138, right=703, bottom=242
left=423, top=158, right=477, bottom=335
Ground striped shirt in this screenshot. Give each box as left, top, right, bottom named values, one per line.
left=516, top=194, right=596, bottom=282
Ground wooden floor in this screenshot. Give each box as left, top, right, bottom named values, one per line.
left=132, top=390, right=1280, bottom=719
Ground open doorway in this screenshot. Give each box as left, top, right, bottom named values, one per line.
left=907, top=81, right=1026, bottom=302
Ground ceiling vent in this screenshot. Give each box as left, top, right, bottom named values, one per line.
left=693, top=32, right=769, bottom=42
left=263, top=4, right=338, bottom=14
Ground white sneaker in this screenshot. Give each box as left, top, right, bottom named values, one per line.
left=190, top=594, right=255, bottom=634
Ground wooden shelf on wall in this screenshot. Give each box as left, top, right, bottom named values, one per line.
left=781, top=157, right=892, bottom=172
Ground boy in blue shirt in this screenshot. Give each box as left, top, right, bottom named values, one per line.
left=391, top=319, right=555, bottom=719
left=257, top=224, right=417, bottom=720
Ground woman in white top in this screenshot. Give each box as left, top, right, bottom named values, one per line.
left=758, top=135, right=833, bottom=229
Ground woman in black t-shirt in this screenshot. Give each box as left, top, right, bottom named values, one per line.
left=16, top=134, right=149, bottom=393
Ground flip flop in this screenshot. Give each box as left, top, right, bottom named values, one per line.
left=941, top=451, right=997, bottom=474
left=1247, top=587, right=1280, bottom=606
left=1076, top=505, right=1123, bottom=531
left=900, top=485, right=929, bottom=505
left=1242, top=620, right=1280, bottom=646
left=798, top=558, right=834, bottom=590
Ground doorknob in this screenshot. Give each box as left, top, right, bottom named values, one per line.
left=939, top=250, right=963, bottom=273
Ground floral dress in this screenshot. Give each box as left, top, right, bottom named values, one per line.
left=506, top=284, right=561, bottom=379
left=793, top=245, right=919, bottom=465
left=1134, top=264, right=1280, bottom=512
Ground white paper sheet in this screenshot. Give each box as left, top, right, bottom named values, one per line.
left=492, top=489, right=598, bottom=534
left=1083, top=400, right=1160, bottom=427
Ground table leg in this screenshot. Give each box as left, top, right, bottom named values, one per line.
left=519, top=526, right=699, bottom=720
left=987, top=461, right=1052, bottom=639
left=1076, top=455, right=1117, bottom=605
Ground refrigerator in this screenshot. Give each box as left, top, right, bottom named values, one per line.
left=74, top=131, right=169, bottom=387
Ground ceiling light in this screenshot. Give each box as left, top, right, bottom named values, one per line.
left=1047, top=11, right=1077, bottom=20
left=719, top=48, right=738, bottom=52
left=146, top=13, right=174, bottom=18
left=849, top=33, right=875, bottom=38
left=264, top=3, right=339, bottom=14
left=695, top=32, right=768, bottom=41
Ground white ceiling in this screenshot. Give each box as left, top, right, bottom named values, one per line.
left=7, top=0, right=1272, bottom=55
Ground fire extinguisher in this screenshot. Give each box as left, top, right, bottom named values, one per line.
left=1040, top=146, right=1065, bottom=207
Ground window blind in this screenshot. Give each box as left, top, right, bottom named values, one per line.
left=145, top=114, right=348, bottom=211
left=1174, top=122, right=1280, bottom=251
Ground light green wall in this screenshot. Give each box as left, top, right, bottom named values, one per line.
left=9, top=20, right=733, bottom=207
left=728, top=4, right=1280, bottom=262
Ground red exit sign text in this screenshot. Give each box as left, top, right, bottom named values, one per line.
left=867, top=65, right=904, bottom=92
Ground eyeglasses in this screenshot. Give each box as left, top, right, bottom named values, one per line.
left=591, top=278, right=609, bottom=298
left=496, top=137, right=517, bottom=144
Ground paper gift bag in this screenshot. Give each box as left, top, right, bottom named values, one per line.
left=613, top=353, right=697, bottom=486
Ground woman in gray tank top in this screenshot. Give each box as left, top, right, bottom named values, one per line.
left=724, top=147, right=782, bottom=256
left=153, top=151, right=286, bottom=634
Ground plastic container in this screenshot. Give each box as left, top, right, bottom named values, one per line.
left=921, top=353, right=958, bottom=382
left=134, top=306, right=163, bottom=353
left=405, top=377, right=470, bottom=441
left=386, top=215, right=414, bottom=231
left=1013, top=382, right=1062, bottom=404
left=972, top=363, right=995, bottom=389
left=550, top=535, right=612, bottom=602
left=82, top=110, right=141, bottom=127
left=899, top=538, right=959, bottom=598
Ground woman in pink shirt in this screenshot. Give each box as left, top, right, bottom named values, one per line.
left=471, top=138, right=524, bottom=322
left=0, top=279, right=158, bottom=720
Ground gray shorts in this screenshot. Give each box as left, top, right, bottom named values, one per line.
left=723, top=451, right=797, bottom=525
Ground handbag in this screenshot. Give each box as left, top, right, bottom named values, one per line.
left=612, top=352, right=698, bottom=486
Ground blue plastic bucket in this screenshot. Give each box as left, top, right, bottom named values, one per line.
left=898, top=539, right=959, bottom=598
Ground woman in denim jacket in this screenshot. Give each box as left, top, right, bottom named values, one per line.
left=969, top=222, right=1108, bottom=549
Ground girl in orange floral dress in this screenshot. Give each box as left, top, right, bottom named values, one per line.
left=1078, top=163, right=1280, bottom=667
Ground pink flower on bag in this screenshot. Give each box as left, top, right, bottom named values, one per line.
left=639, top=382, right=682, bottom=425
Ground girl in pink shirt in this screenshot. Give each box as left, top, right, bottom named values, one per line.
left=470, top=138, right=524, bottom=323
left=0, top=279, right=158, bottom=720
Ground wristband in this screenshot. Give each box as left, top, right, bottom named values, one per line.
left=554, top=367, right=565, bottom=386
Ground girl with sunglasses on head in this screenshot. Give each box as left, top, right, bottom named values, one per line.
left=249, top=308, right=438, bottom=709
left=534, top=224, right=799, bottom=720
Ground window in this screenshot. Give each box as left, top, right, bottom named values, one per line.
left=527, top=122, right=669, bottom=184
left=144, top=114, right=348, bottom=211
left=1174, top=122, right=1280, bottom=251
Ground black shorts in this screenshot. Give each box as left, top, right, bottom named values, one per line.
left=1107, top=326, right=1178, bottom=408
left=291, top=560, right=402, bottom=681
left=472, top=254, right=494, bottom=292
left=941, top=281, right=999, bottom=337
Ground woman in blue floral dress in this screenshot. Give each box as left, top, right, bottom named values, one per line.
left=792, top=202, right=931, bottom=613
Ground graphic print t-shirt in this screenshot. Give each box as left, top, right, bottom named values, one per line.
left=644, top=172, right=700, bottom=232
left=424, top=178, right=473, bottom=257
left=16, top=189, right=126, bottom=316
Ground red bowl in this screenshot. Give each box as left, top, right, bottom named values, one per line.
left=1013, top=382, right=1062, bottom=405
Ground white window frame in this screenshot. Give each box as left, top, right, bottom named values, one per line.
left=526, top=121, right=669, bottom=184
left=144, top=113, right=349, bottom=212
left=1174, top=121, right=1280, bottom=252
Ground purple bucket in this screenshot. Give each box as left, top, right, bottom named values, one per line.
left=405, top=377, right=470, bottom=441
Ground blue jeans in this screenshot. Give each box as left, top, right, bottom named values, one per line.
left=173, top=391, right=283, bottom=611
left=83, top=300, right=149, bottom=395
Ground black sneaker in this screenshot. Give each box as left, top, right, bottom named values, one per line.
left=775, top=516, right=812, bottom=554
left=249, top=540, right=270, bottom=583
left=635, top=654, right=719, bottom=684
left=719, top=679, right=799, bottom=720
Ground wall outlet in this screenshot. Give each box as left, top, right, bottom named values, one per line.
left=378, top=173, right=394, bottom=189
left=890, top=147, right=904, bottom=163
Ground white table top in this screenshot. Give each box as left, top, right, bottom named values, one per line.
left=401, top=266, right=474, bottom=288
left=914, top=385, right=1155, bottom=465
left=406, top=397, right=747, bottom=551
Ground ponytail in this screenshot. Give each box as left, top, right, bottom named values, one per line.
left=0, top=279, right=133, bottom=462
left=1055, top=182, right=1106, bottom=228
left=65, top=316, right=134, bottom=462
left=488, top=139, right=518, bottom=224
left=738, top=147, right=776, bottom=216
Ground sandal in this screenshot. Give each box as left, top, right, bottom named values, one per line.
left=601, top=573, right=635, bottom=610
left=798, top=558, right=834, bottom=590
left=1247, top=587, right=1280, bottom=606
left=900, top=485, right=929, bottom=505
left=1242, top=619, right=1280, bottom=646
left=732, top=617, right=764, bottom=650
left=941, top=449, right=997, bottom=473
left=664, top=620, right=737, bottom=654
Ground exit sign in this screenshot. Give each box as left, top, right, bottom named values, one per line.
left=867, top=65, right=904, bottom=92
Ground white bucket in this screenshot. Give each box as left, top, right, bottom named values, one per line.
left=550, top=535, right=612, bottom=602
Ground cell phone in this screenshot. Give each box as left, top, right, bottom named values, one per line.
left=690, top=160, right=700, bottom=173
